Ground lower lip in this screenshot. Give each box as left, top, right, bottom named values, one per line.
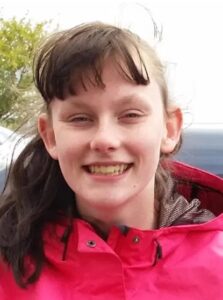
left=83, top=165, right=133, bottom=182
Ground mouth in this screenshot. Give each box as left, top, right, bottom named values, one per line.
left=83, top=163, right=133, bottom=176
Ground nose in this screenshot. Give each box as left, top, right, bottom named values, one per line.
left=90, top=122, right=121, bottom=153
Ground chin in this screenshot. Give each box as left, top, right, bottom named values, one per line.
left=85, top=193, right=130, bottom=209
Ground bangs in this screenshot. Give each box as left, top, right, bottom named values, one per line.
left=34, top=23, right=150, bottom=103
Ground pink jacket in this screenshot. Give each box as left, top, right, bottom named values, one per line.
left=1, top=162, right=223, bottom=299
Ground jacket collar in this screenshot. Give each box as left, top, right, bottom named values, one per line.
left=158, top=193, right=215, bottom=228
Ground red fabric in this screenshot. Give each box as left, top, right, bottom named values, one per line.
left=170, top=161, right=223, bottom=214
left=0, top=162, right=223, bottom=299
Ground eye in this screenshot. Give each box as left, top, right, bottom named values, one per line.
left=119, top=110, right=145, bottom=123
left=123, top=112, right=142, bottom=118
left=69, top=114, right=93, bottom=125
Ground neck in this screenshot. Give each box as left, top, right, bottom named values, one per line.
left=76, top=190, right=157, bottom=236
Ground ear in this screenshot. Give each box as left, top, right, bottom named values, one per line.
left=161, top=107, right=183, bottom=154
left=38, top=113, right=58, bottom=160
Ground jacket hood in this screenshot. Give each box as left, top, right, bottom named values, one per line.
left=169, top=160, right=223, bottom=216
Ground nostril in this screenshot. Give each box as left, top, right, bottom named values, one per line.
left=90, top=139, right=116, bottom=151
left=90, top=132, right=121, bottom=152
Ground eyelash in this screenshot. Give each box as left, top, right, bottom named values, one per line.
left=118, top=110, right=145, bottom=124
left=69, top=115, right=92, bottom=124
left=121, top=112, right=142, bottom=119
left=68, top=111, right=144, bottom=125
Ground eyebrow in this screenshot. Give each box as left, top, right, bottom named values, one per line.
left=68, top=93, right=150, bottom=109
left=115, top=94, right=149, bottom=106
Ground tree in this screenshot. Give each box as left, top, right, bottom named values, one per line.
left=0, top=17, right=48, bottom=128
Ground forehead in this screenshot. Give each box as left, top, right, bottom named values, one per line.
left=71, top=59, right=159, bottom=97
left=51, top=61, right=164, bottom=113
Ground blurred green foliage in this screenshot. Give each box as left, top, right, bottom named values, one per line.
left=0, top=17, right=48, bottom=129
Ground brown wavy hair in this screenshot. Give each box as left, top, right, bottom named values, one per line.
left=0, top=21, right=181, bottom=287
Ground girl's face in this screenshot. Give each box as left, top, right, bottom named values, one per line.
left=39, top=61, right=181, bottom=221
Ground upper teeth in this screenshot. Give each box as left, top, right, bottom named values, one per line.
left=88, top=164, right=129, bottom=175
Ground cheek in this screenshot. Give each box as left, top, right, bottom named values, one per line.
left=55, top=138, right=83, bottom=164
left=129, top=126, right=164, bottom=154
left=54, top=127, right=86, bottom=154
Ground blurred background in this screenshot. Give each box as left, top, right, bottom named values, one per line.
left=0, top=0, right=223, bottom=191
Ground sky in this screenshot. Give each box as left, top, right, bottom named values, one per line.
left=1, top=0, right=223, bottom=126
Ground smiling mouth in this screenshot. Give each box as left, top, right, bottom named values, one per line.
left=84, top=164, right=133, bottom=176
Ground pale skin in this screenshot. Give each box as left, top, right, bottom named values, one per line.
left=38, top=60, right=182, bottom=234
